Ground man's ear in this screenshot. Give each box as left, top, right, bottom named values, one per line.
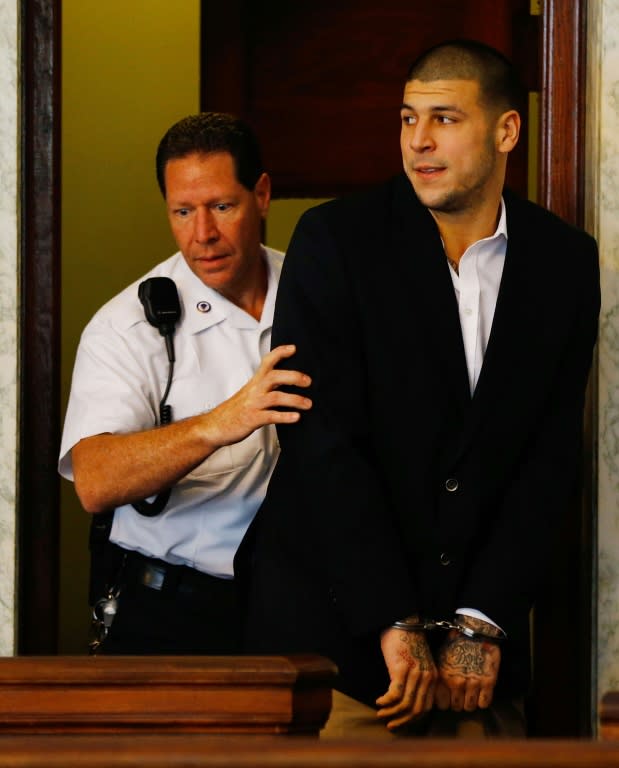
left=496, top=110, right=521, bottom=155
left=254, top=172, right=272, bottom=218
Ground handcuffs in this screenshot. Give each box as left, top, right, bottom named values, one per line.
left=391, top=618, right=506, bottom=642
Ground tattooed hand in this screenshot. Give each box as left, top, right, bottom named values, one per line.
left=376, top=621, right=438, bottom=729
left=435, top=619, right=501, bottom=713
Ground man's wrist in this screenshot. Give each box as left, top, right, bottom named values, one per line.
left=390, top=614, right=424, bottom=632
left=454, top=614, right=505, bottom=641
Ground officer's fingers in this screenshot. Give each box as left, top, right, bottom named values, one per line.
left=260, top=344, right=297, bottom=370
left=266, top=368, right=312, bottom=390
left=264, top=390, right=312, bottom=412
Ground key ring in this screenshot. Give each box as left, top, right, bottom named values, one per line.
left=89, top=588, right=122, bottom=653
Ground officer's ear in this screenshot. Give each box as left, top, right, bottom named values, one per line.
left=254, top=173, right=271, bottom=218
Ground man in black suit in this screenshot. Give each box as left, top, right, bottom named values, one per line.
left=238, top=39, right=600, bottom=737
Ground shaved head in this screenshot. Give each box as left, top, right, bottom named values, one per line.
left=406, top=39, right=524, bottom=116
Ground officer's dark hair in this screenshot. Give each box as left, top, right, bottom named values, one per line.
left=406, top=39, right=525, bottom=116
left=155, top=111, right=264, bottom=197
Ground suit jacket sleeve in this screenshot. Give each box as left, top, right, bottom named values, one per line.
left=266, top=202, right=417, bottom=637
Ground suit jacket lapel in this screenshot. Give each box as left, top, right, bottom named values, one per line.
left=390, top=175, right=471, bottom=414
left=454, top=190, right=543, bottom=459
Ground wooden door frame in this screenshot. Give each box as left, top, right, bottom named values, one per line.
left=19, top=0, right=61, bottom=654
left=20, top=0, right=594, bottom=735
left=531, top=0, right=593, bottom=737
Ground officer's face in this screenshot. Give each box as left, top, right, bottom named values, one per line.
left=165, top=151, right=270, bottom=302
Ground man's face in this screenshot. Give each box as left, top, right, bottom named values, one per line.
left=165, top=151, right=270, bottom=298
left=400, top=78, right=502, bottom=215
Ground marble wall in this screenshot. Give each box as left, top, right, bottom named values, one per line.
left=0, top=0, right=18, bottom=656
left=596, top=0, right=619, bottom=704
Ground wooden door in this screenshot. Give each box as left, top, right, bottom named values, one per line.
left=201, top=0, right=536, bottom=198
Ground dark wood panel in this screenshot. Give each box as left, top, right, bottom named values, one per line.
left=202, top=0, right=533, bottom=198
left=600, top=690, right=619, bottom=740
left=538, top=0, right=587, bottom=223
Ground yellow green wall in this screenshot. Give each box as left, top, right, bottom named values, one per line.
left=60, top=0, right=201, bottom=652
left=60, top=2, right=326, bottom=652
left=267, top=198, right=330, bottom=252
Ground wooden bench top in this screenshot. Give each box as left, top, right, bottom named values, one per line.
left=0, top=654, right=337, bottom=735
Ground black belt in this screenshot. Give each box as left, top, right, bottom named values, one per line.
left=123, top=550, right=236, bottom=598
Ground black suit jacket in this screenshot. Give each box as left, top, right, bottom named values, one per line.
left=237, top=174, right=600, bottom=705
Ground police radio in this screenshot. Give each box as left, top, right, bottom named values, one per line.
left=138, top=276, right=181, bottom=365
left=132, top=276, right=181, bottom=517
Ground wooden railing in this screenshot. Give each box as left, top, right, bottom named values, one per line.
left=2, top=658, right=619, bottom=766
left=599, top=691, right=619, bottom=741
left=0, top=655, right=336, bottom=735
left=2, top=735, right=619, bottom=767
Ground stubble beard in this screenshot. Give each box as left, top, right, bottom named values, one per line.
left=411, top=135, right=498, bottom=216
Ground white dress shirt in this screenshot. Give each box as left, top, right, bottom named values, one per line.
left=448, top=198, right=507, bottom=395
left=59, top=246, right=283, bottom=579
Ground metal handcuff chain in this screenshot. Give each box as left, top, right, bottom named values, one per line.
left=391, top=618, right=507, bottom=643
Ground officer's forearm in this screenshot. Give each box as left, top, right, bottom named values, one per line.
left=72, top=415, right=219, bottom=514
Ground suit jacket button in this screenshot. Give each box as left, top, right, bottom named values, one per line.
left=445, top=478, right=459, bottom=492
left=440, top=552, right=451, bottom=566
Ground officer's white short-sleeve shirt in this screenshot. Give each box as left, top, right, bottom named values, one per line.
left=59, top=247, right=283, bottom=578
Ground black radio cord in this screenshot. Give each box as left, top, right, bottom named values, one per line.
left=132, top=334, right=175, bottom=517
